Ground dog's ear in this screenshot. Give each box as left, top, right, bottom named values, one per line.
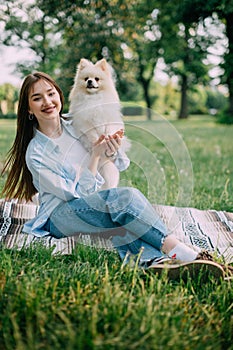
left=79, top=58, right=89, bottom=70
left=95, top=58, right=109, bottom=72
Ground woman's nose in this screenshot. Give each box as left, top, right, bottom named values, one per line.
left=43, top=95, right=51, bottom=105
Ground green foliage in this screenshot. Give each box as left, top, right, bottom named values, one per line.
left=178, top=0, right=233, bottom=122
left=151, top=81, right=180, bottom=116
left=217, top=109, right=233, bottom=124
left=206, top=88, right=228, bottom=111
left=0, top=83, right=18, bottom=115
left=1, top=0, right=227, bottom=121
left=0, top=113, right=17, bottom=119
left=160, top=11, right=214, bottom=118
left=1, top=0, right=64, bottom=79
left=188, top=86, right=208, bottom=114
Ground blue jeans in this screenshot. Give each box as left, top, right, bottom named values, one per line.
left=48, top=187, right=168, bottom=265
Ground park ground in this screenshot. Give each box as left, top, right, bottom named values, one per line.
left=0, top=115, right=232, bottom=350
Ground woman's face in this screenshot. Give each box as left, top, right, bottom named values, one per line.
left=28, top=79, right=62, bottom=124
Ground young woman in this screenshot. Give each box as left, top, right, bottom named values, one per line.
left=1, top=72, right=229, bottom=280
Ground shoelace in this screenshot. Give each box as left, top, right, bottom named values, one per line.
left=196, top=251, right=233, bottom=276
left=196, top=251, right=214, bottom=261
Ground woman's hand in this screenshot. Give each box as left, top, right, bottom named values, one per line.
left=92, top=134, right=121, bottom=158
left=104, top=134, right=121, bottom=158
left=92, top=134, right=107, bottom=158
left=88, top=133, right=122, bottom=176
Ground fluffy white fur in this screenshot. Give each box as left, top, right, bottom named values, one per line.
left=69, top=58, right=130, bottom=189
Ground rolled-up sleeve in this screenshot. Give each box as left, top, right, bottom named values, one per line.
left=27, top=155, right=104, bottom=200
left=114, top=150, right=130, bottom=172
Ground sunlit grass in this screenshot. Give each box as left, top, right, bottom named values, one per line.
left=0, top=116, right=232, bottom=211
left=0, top=245, right=232, bottom=350
left=122, top=115, right=233, bottom=211
left=0, top=119, right=16, bottom=161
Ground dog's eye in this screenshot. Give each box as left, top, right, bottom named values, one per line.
left=84, top=77, right=89, bottom=81
left=95, top=77, right=99, bottom=82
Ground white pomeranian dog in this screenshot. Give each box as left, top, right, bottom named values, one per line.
left=69, top=58, right=130, bottom=189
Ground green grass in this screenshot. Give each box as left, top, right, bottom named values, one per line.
left=123, top=115, right=233, bottom=211
left=0, top=119, right=16, bottom=191
left=0, top=116, right=233, bottom=350
left=0, top=119, right=16, bottom=160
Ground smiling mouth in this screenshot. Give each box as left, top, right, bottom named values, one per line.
left=42, top=106, right=55, bottom=113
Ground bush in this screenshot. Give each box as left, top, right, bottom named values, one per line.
left=188, top=87, right=208, bottom=115
left=206, top=89, right=227, bottom=111
left=0, top=113, right=17, bottom=119
left=217, top=109, right=233, bottom=124
left=122, top=106, right=143, bottom=116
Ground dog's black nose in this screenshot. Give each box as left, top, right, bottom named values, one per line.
left=87, top=79, right=94, bottom=88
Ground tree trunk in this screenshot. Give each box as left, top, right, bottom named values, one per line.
left=178, top=74, right=188, bottom=119
left=141, top=79, right=152, bottom=120
left=137, top=55, right=153, bottom=120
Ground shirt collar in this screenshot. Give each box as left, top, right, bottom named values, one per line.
left=33, top=116, right=77, bottom=152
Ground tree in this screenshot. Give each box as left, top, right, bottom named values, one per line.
left=1, top=0, right=225, bottom=120
left=174, top=23, right=211, bottom=119
left=156, top=1, right=216, bottom=119
left=117, top=1, right=163, bottom=119
left=180, top=0, right=233, bottom=123
left=107, top=0, right=184, bottom=120
left=1, top=0, right=150, bottom=111
left=27, top=0, right=129, bottom=108
left=43, top=0, right=163, bottom=118
left=1, top=0, right=64, bottom=78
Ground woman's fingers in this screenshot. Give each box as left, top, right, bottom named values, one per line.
left=112, top=129, right=124, bottom=139
left=93, top=133, right=122, bottom=157
left=107, top=135, right=121, bottom=153
left=93, top=134, right=105, bottom=146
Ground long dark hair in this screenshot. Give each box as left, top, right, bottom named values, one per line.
left=1, top=72, right=64, bottom=201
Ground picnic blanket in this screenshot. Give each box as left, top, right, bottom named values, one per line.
left=0, top=199, right=232, bottom=263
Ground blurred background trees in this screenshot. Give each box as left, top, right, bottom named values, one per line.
left=0, top=0, right=231, bottom=122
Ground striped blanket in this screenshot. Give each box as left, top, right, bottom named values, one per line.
left=0, top=199, right=232, bottom=263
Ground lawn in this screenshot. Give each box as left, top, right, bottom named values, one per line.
left=0, top=119, right=16, bottom=191
left=0, top=116, right=232, bottom=350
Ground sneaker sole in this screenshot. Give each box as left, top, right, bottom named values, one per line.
left=148, top=260, right=224, bottom=281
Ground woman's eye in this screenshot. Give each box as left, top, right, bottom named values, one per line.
left=95, top=77, right=99, bottom=82
left=33, top=97, right=40, bottom=101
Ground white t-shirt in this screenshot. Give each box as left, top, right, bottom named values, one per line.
left=53, top=126, right=90, bottom=176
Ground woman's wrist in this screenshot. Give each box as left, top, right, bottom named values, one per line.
left=91, top=153, right=101, bottom=160
left=88, top=152, right=101, bottom=176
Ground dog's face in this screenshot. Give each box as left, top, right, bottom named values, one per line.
left=75, top=58, right=112, bottom=95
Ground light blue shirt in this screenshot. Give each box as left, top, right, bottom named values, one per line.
left=23, top=118, right=130, bottom=237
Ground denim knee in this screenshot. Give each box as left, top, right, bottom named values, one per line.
left=100, top=187, right=147, bottom=213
